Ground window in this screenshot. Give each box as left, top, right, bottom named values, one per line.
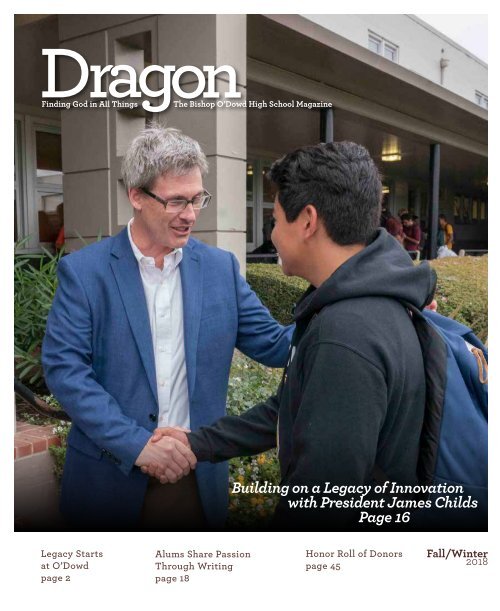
left=246, top=162, right=255, bottom=249
left=261, top=163, right=275, bottom=204
left=368, top=31, right=399, bottom=63
left=246, top=206, right=254, bottom=244
left=475, top=91, right=488, bottom=109
left=14, top=118, right=25, bottom=244
left=260, top=163, right=275, bottom=245
left=262, top=207, right=274, bottom=244
left=14, top=115, right=63, bottom=252
left=35, top=130, right=63, bottom=247
left=368, top=34, right=381, bottom=54
left=246, top=159, right=276, bottom=253
left=384, top=42, right=398, bottom=62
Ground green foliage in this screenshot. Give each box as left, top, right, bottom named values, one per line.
left=49, top=415, right=71, bottom=482
left=227, top=453, right=280, bottom=528
left=247, top=257, right=488, bottom=341
left=226, top=351, right=283, bottom=528
left=246, top=264, right=308, bottom=325
left=16, top=393, right=69, bottom=482
left=429, top=255, right=488, bottom=343
left=16, top=393, right=63, bottom=426
left=226, top=350, right=283, bottom=414
left=14, top=234, right=102, bottom=389
left=14, top=241, right=64, bottom=388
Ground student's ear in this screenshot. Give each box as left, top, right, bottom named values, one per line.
left=302, top=204, right=319, bottom=237
left=129, top=188, right=143, bottom=212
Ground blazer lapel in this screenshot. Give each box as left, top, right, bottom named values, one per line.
left=180, top=241, right=203, bottom=401
left=110, top=229, right=158, bottom=406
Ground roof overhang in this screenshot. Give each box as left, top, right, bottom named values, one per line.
left=248, top=15, right=487, bottom=157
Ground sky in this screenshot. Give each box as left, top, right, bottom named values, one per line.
left=416, top=14, right=488, bottom=63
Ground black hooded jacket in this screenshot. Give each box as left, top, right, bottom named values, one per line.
left=188, top=230, right=436, bottom=528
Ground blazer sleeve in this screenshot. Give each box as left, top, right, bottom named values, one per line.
left=230, top=253, right=294, bottom=367
left=41, top=256, right=151, bottom=476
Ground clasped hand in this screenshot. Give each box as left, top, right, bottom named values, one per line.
left=135, top=427, right=192, bottom=484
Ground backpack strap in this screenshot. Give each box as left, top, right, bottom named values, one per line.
left=398, top=300, right=448, bottom=485
left=372, top=300, right=447, bottom=487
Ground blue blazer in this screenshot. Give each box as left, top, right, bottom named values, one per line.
left=42, top=228, right=292, bottom=529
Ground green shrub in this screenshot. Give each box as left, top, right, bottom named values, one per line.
left=246, top=264, right=308, bottom=325
left=226, top=350, right=283, bottom=528
left=16, top=393, right=69, bottom=483
left=14, top=243, right=64, bottom=389
left=49, top=420, right=71, bottom=482
left=14, top=235, right=99, bottom=390
left=247, top=257, right=488, bottom=341
left=429, top=256, right=488, bottom=343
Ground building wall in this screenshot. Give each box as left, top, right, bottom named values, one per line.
left=14, top=13, right=487, bottom=258
left=14, top=16, right=59, bottom=110
left=302, top=14, right=488, bottom=104
left=56, top=14, right=248, bottom=270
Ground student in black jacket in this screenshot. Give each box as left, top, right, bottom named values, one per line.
left=147, top=141, right=436, bottom=530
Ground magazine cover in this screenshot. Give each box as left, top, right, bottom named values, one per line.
left=5, top=4, right=494, bottom=609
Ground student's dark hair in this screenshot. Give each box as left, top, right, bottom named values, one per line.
left=401, top=213, right=412, bottom=222
left=268, top=141, right=382, bottom=245
left=439, top=214, right=447, bottom=221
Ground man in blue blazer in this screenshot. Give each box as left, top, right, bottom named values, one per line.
left=42, top=125, right=292, bottom=530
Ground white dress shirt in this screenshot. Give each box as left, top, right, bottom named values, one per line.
left=127, top=219, right=190, bottom=429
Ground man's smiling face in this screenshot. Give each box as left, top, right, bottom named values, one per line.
left=137, top=168, right=203, bottom=252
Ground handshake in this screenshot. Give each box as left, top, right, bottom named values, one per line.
left=135, top=427, right=195, bottom=484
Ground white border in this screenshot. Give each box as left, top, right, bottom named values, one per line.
left=3, top=2, right=496, bottom=608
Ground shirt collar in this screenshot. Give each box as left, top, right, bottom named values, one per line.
left=127, top=218, right=183, bottom=269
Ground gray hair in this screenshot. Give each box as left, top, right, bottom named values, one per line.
left=121, top=124, right=209, bottom=190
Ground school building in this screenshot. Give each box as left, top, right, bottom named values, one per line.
left=15, top=14, right=488, bottom=269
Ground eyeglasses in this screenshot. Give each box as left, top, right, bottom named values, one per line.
left=141, top=187, right=212, bottom=212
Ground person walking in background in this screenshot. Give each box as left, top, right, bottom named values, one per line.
left=401, top=213, right=421, bottom=258
left=438, top=214, right=454, bottom=250
left=381, top=205, right=404, bottom=245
